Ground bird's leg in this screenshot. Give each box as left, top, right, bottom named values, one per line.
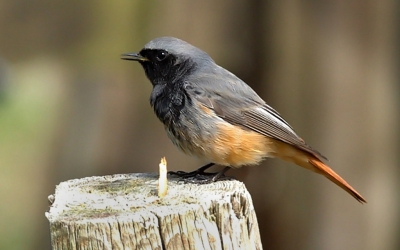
left=168, top=162, right=215, bottom=177
left=211, top=166, right=231, bottom=182
left=170, top=164, right=234, bottom=184
left=187, top=166, right=233, bottom=184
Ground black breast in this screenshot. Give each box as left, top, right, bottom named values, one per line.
left=150, top=81, right=191, bottom=126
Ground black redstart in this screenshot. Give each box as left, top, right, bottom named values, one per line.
left=121, top=37, right=366, bottom=203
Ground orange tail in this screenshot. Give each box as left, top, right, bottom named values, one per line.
left=308, top=158, right=366, bottom=203
left=273, top=141, right=367, bottom=203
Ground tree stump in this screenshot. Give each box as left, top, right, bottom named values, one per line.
left=45, top=173, right=262, bottom=250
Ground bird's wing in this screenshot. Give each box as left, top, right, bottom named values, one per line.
left=185, top=70, right=327, bottom=161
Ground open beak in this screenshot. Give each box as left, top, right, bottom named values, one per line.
left=120, top=52, right=148, bottom=62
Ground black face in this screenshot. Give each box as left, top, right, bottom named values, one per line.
left=122, top=47, right=196, bottom=125
left=141, top=49, right=170, bottom=62
left=138, top=49, right=178, bottom=85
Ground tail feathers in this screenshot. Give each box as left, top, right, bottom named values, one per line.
left=272, top=140, right=366, bottom=203
left=308, top=158, right=367, bottom=203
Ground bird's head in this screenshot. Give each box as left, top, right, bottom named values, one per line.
left=121, top=37, right=214, bottom=85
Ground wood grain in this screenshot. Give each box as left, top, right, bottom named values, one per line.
left=46, top=173, right=262, bottom=250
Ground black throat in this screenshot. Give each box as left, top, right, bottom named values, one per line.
left=147, top=60, right=195, bottom=126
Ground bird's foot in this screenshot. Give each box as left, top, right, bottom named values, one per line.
left=168, top=162, right=215, bottom=178
left=168, top=165, right=234, bottom=184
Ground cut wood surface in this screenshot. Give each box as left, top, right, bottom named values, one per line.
left=46, top=173, right=262, bottom=250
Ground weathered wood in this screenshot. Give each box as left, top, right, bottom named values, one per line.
left=46, top=173, right=262, bottom=250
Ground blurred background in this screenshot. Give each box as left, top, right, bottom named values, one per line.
left=0, top=1, right=399, bottom=249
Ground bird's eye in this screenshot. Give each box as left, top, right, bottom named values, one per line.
left=156, top=51, right=168, bottom=61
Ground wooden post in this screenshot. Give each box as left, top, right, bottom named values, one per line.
left=46, top=173, right=262, bottom=250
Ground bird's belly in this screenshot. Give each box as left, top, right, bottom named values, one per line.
left=166, top=120, right=275, bottom=168
left=206, top=122, right=275, bottom=167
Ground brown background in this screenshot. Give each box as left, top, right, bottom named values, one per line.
left=0, top=1, right=398, bottom=249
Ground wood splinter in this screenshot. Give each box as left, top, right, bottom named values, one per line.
left=158, top=157, right=168, bottom=198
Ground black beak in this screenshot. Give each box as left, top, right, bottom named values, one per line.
left=120, top=52, right=148, bottom=62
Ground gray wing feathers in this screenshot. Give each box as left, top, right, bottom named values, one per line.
left=243, top=108, right=327, bottom=160
left=186, top=68, right=327, bottom=161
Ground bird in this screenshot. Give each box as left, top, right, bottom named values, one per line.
left=121, top=37, right=366, bottom=203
